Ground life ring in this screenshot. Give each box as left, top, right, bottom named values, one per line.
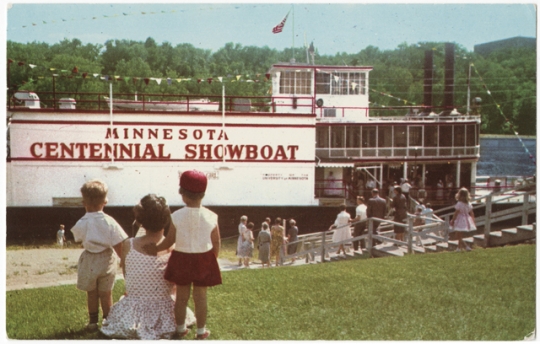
left=316, top=98, right=324, bottom=108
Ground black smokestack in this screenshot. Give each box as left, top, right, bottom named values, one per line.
left=443, top=43, right=455, bottom=114
left=423, top=50, right=433, bottom=109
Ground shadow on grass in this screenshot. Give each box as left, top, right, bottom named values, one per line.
left=41, top=328, right=111, bottom=340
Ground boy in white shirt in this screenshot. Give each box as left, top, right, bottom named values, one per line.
left=71, top=179, right=128, bottom=331
left=146, top=170, right=221, bottom=340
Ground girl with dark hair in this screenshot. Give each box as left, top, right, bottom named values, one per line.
left=101, top=194, right=195, bottom=339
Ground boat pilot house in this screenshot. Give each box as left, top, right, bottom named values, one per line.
left=7, top=44, right=480, bottom=215
left=268, top=59, right=479, bottom=206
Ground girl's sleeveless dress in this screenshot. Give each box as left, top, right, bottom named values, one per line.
left=451, top=201, right=477, bottom=232
left=101, top=239, right=196, bottom=340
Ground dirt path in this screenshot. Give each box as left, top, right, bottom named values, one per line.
left=6, top=247, right=84, bottom=290
left=6, top=247, right=237, bottom=291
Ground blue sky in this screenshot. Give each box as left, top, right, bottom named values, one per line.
left=4, top=2, right=537, bottom=55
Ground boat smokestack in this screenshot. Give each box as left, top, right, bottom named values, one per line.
left=423, top=50, right=433, bottom=110
left=442, top=43, right=455, bottom=115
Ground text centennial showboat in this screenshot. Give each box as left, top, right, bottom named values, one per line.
left=6, top=44, right=480, bottom=235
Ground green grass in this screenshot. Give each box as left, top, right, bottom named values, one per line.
left=6, top=244, right=535, bottom=340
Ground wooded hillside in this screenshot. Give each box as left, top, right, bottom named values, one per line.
left=7, top=38, right=536, bottom=135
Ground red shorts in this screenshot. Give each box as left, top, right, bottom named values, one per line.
left=165, top=250, right=222, bottom=287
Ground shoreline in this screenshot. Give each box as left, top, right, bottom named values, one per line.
left=480, top=134, right=536, bottom=139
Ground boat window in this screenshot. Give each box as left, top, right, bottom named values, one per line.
left=424, top=125, right=438, bottom=147
left=362, top=126, right=376, bottom=148
left=279, top=70, right=311, bottom=94
left=331, top=126, right=345, bottom=148
left=454, top=125, right=465, bottom=147
left=466, top=124, right=476, bottom=146
left=378, top=126, right=392, bottom=148
left=409, top=126, right=422, bottom=146
left=316, top=127, right=329, bottom=148
left=439, top=125, right=453, bottom=147
left=315, top=71, right=365, bottom=95
left=346, top=126, right=361, bottom=148
left=315, top=72, right=330, bottom=94
left=394, top=125, right=407, bottom=147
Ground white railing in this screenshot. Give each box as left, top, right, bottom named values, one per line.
left=316, top=145, right=480, bottom=159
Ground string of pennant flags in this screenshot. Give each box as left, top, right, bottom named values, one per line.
left=7, top=58, right=272, bottom=86
left=371, top=88, right=416, bottom=106
left=471, top=63, right=535, bottom=165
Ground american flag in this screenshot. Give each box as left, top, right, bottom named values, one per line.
left=272, top=12, right=289, bottom=34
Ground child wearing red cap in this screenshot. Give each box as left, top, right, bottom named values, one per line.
left=145, top=170, right=221, bottom=340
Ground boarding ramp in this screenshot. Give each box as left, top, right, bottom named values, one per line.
left=281, top=177, right=535, bottom=263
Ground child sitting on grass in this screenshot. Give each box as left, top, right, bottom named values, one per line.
left=70, top=179, right=128, bottom=331
left=145, top=170, right=221, bottom=340
left=101, top=194, right=195, bottom=339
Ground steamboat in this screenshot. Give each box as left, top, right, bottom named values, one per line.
left=6, top=43, right=483, bottom=238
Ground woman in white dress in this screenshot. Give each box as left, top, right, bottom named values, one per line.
left=240, top=222, right=255, bottom=267
left=329, top=204, right=352, bottom=256
left=101, top=194, right=195, bottom=340
left=237, top=215, right=248, bottom=266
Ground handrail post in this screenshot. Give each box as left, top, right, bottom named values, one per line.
left=522, top=193, right=530, bottom=225
left=444, top=215, right=450, bottom=243
left=407, top=217, right=414, bottom=255
left=484, top=194, right=492, bottom=248
left=321, top=231, right=326, bottom=263
left=367, top=219, right=373, bottom=258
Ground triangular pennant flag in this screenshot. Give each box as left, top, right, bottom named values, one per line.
left=197, top=79, right=202, bottom=84
left=29, top=64, right=37, bottom=69
left=72, top=66, right=79, bottom=73
left=93, top=73, right=99, bottom=78
left=18, top=61, right=25, bottom=66
left=132, top=77, right=138, bottom=84
left=82, top=72, right=88, bottom=78
left=265, top=73, right=271, bottom=80
left=333, top=75, right=339, bottom=82
left=144, top=78, right=150, bottom=85
left=207, top=78, right=213, bottom=84
left=155, top=78, right=162, bottom=85
left=176, top=78, right=182, bottom=83
left=218, top=77, right=223, bottom=82
left=351, top=82, right=357, bottom=90
left=236, top=75, right=241, bottom=81
left=167, top=78, right=172, bottom=85
left=104, top=75, right=109, bottom=81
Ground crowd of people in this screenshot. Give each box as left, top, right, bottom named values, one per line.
left=236, top=215, right=301, bottom=268
left=327, top=183, right=476, bottom=254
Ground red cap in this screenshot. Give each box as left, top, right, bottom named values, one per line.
left=180, top=170, right=207, bottom=193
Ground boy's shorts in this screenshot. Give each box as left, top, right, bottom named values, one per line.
left=165, top=250, right=222, bottom=287
left=76, top=248, right=117, bottom=292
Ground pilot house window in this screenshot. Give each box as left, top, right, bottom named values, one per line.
left=315, top=71, right=366, bottom=95
left=279, top=70, right=311, bottom=94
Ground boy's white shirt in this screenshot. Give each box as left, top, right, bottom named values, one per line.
left=71, top=211, right=128, bottom=253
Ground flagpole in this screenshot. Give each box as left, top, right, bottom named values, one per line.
left=292, top=4, right=295, bottom=61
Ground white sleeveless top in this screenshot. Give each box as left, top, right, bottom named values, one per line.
left=172, top=206, right=218, bottom=253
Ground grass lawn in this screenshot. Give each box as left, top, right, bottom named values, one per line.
left=6, top=244, right=535, bottom=340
